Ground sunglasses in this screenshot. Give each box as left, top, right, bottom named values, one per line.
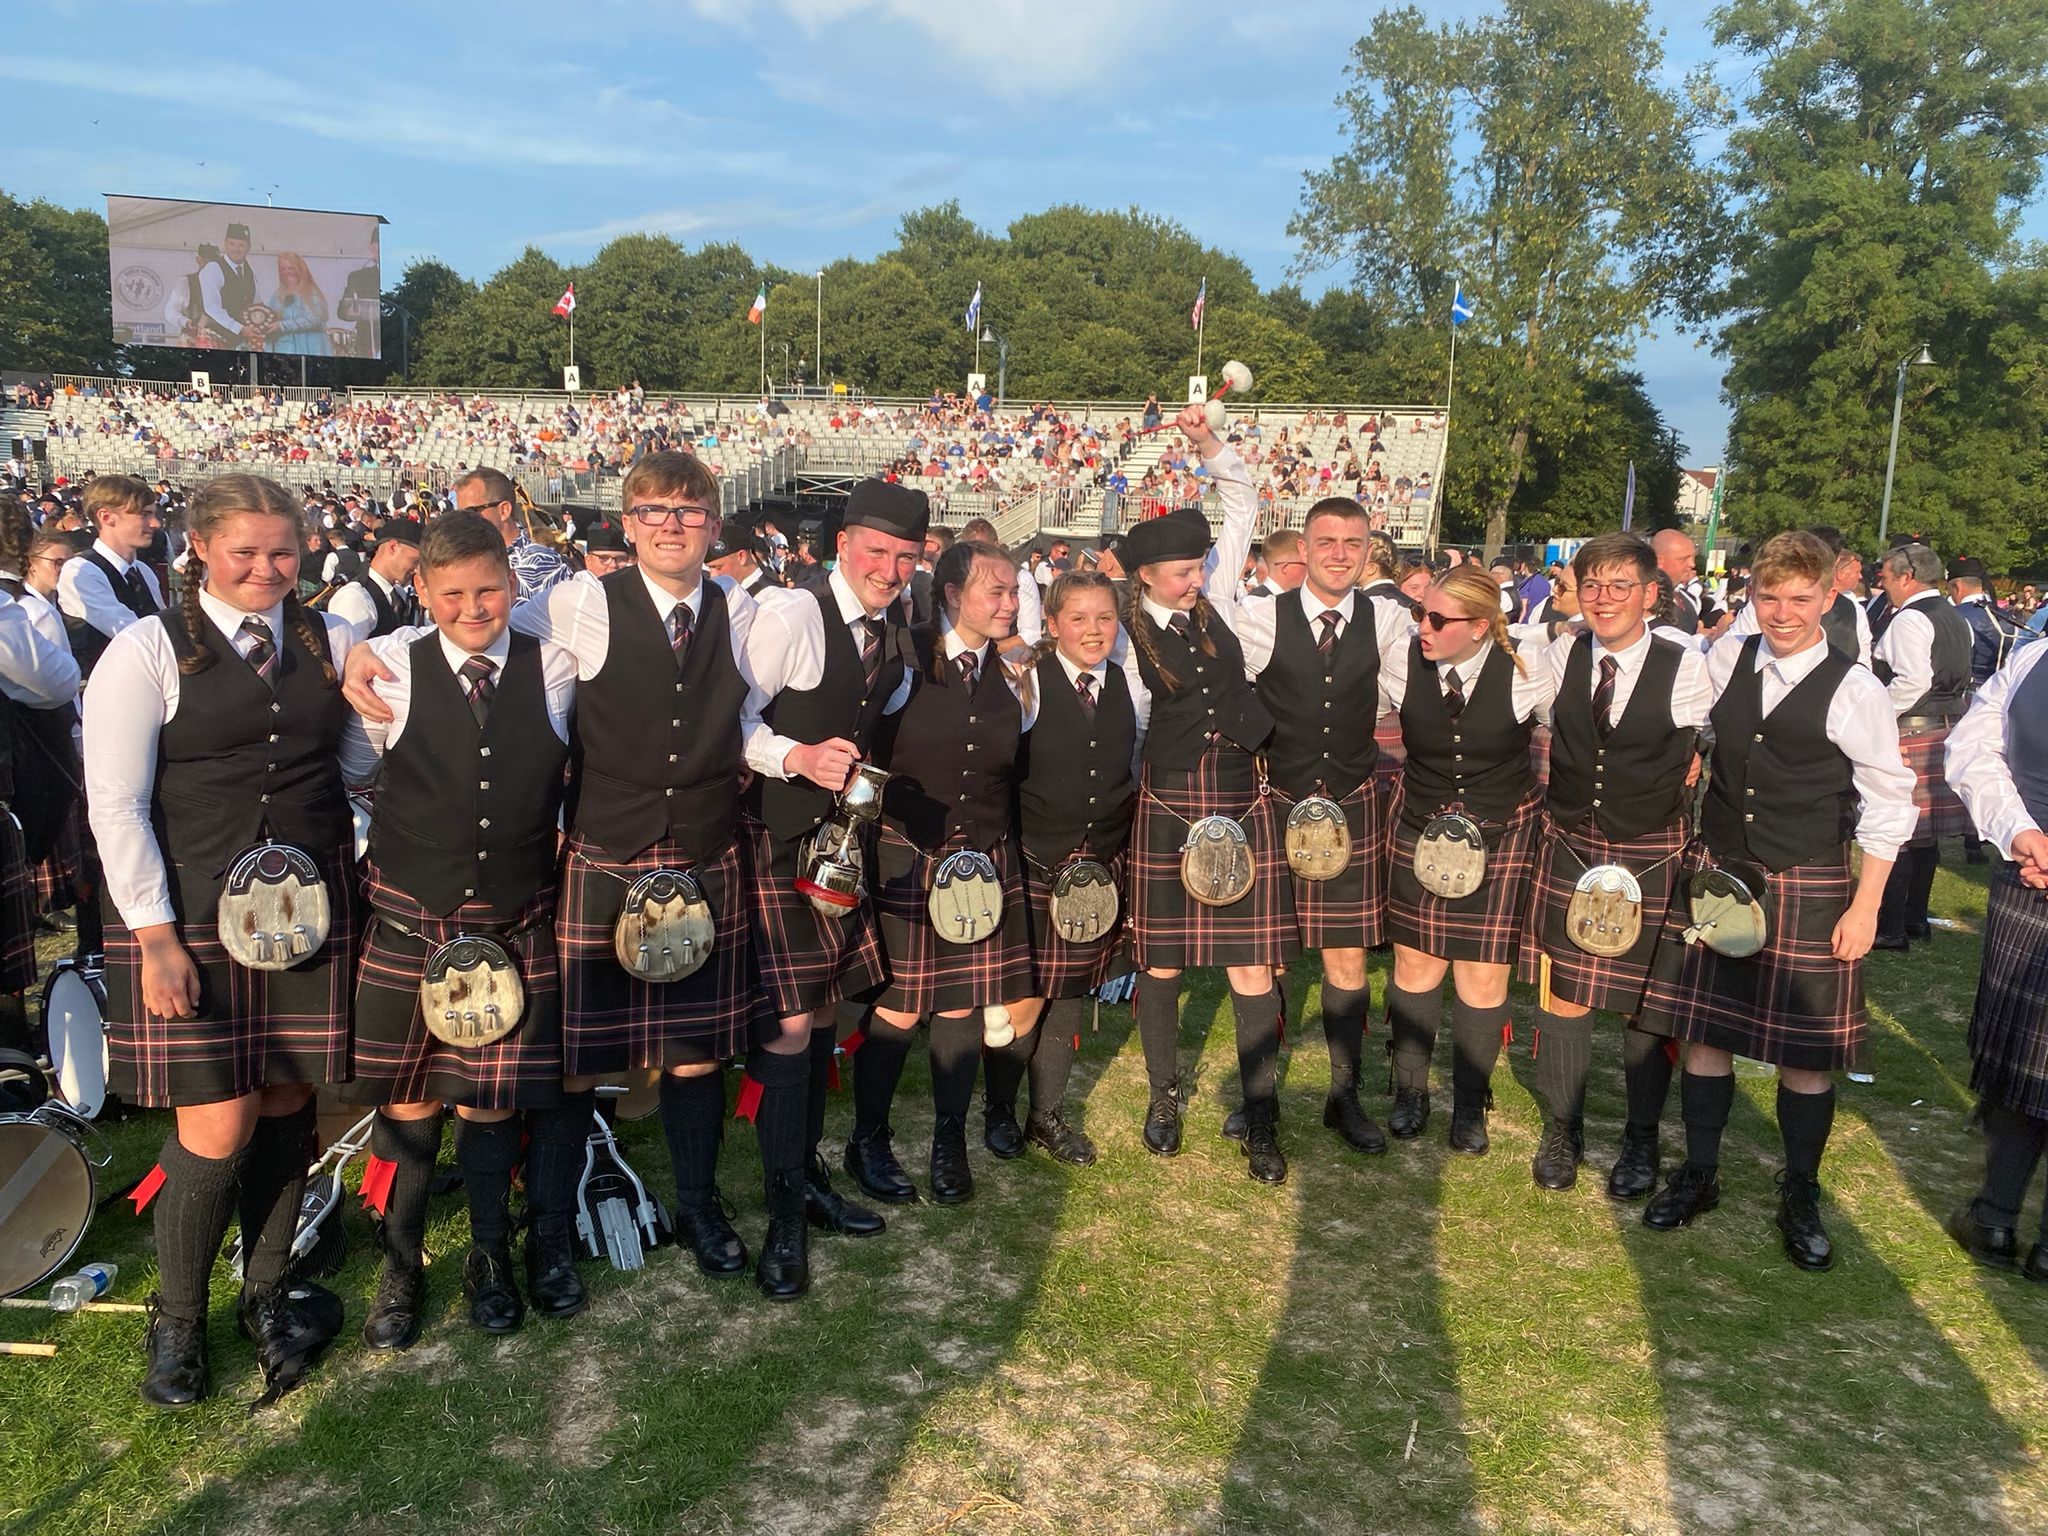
left=1420, top=609, right=1482, bottom=631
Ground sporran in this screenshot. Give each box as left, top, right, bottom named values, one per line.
left=1283, top=795, right=1351, bottom=882
left=1413, top=813, right=1486, bottom=901
left=217, top=843, right=332, bottom=971
left=1181, top=815, right=1254, bottom=907
left=929, top=848, right=1004, bottom=945
left=613, top=869, right=716, bottom=983
left=1566, top=864, right=1644, bottom=957
left=1048, top=856, right=1119, bottom=943
left=419, top=935, right=524, bottom=1048
left=1683, top=864, right=1769, bottom=958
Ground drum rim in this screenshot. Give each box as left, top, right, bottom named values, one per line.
left=0, top=1114, right=96, bottom=1298
left=41, top=965, right=109, bottom=1121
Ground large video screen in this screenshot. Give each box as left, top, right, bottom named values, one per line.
left=107, top=196, right=386, bottom=359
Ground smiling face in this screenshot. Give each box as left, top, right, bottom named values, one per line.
left=420, top=551, right=511, bottom=654
left=192, top=511, right=300, bottom=614
left=1750, top=573, right=1830, bottom=656
left=1141, top=556, right=1205, bottom=611
left=623, top=490, right=717, bottom=583
left=1047, top=584, right=1118, bottom=669
left=1578, top=560, right=1649, bottom=648
left=837, top=525, right=920, bottom=615
left=946, top=552, right=1019, bottom=648
left=1302, top=511, right=1368, bottom=604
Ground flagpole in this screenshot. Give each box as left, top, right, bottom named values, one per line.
left=759, top=313, right=766, bottom=395
left=568, top=305, right=575, bottom=373
left=1436, top=316, right=1458, bottom=559
left=1196, top=272, right=1207, bottom=378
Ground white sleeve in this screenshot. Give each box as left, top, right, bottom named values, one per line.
left=1874, top=606, right=1935, bottom=715
left=1853, top=601, right=1873, bottom=670
left=1200, top=446, right=1257, bottom=631
left=0, top=595, right=80, bottom=707
left=58, top=556, right=139, bottom=640
left=1013, top=566, right=1043, bottom=645
left=325, top=582, right=378, bottom=646
left=1669, top=645, right=1713, bottom=732
left=540, top=641, right=579, bottom=744
left=744, top=594, right=811, bottom=780
left=1113, top=625, right=1153, bottom=745
left=1946, top=643, right=2045, bottom=858
left=82, top=623, right=178, bottom=929
left=1824, top=667, right=1917, bottom=864
left=1235, top=588, right=1278, bottom=676
left=198, top=262, right=239, bottom=337
left=717, top=578, right=778, bottom=780
left=1374, top=597, right=1415, bottom=716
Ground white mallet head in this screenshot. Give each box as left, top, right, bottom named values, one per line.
left=1218, top=359, right=1254, bottom=397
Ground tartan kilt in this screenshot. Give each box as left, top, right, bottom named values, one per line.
left=873, top=828, right=1036, bottom=1015
left=1637, top=845, right=1864, bottom=1071
left=344, top=868, right=563, bottom=1109
left=1281, top=778, right=1388, bottom=951
left=1129, top=741, right=1300, bottom=971
left=1372, top=713, right=1406, bottom=800
left=1517, top=814, right=1689, bottom=1015
left=104, top=841, right=361, bottom=1109
left=1023, top=848, right=1130, bottom=998
left=740, top=814, right=888, bottom=1018
left=31, top=809, right=82, bottom=914
left=1902, top=726, right=1972, bottom=845
left=557, top=831, right=760, bottom=1074
left=1386, top=782, right=1544, bottom=965
left=1966, top=861, right=2048, bottom=1118
left=1528, top=725, right=1553, bottom=793
left=0, top=811, right=36, bottom=995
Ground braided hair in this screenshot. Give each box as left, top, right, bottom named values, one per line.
left=1120, top=564, right=1218, bottom=694
left=0, top=495, right=34, bottom=579
left=179, top=473, right=331, bottom=683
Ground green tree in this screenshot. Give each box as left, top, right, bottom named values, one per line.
left=413, top=247, right=572, bottom=389
left=1292, top=0, right=1721, bottom=553
left=0, top=194, right=120, bottom=374
left=1710, top=0, right=2048, bottom=567
left=383, top=258, right=475, bottom=378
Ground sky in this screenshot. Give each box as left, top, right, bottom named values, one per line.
left=4, top=0, right=1819, bottom=464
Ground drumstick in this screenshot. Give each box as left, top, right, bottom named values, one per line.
left=1537, top=953, right=1554, bottom=1013
left=0, top=1341, right=60, bottom=1356
left=0, top=1297, right=149, bottom=1314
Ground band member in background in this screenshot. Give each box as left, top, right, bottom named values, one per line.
left=1943, top=638, right=2048, bottom=1278
left=1233, top=496, right=1412, bottom=1157
left=341, top=513, right=582, bottom=1345
left=577, top=514, right=636, bottom=578
left=1652, top=532, right=1702, bottom=635
left=1637, top=532, right=1914, bottom=1270
left=709, top=518, right=778, bottom=597
left=1869, top=544, right=1973, bottom=950
left=86, top=475, right=360, bottom=1407
left=1359, top=531, right=1418, bottom=616
left=855, top=538, right=1038, bottom=1205
left=1008, top=569, right=1139, bottom=1166
left=58, top=474, right=165, bottom=677
left=0, top=575, right=81, bottom=1050
left=742, top=480, right=927, bottom=1263
left=1119, top=404, right=1290, bottom=1183
left=325, top=517, right=422, bottom=641
left=1382, top=566, right=1555, bottom=1155
left=1520, top=533, right=1708, bottom=1195
left=452, top=469, right=573, bottom=607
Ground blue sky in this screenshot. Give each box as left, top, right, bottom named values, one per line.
left=0, top=0, right=1859, bottom=462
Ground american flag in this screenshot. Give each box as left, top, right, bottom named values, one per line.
left=1190, top=277, right=1207, bottom=330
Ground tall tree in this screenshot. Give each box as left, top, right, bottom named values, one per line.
left=1711, top=0, right=2048, bottom=567
left=1291, top=1, right=1720, bottom=553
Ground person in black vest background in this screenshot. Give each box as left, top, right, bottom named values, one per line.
left=197, top=222, right=264, bottom=349
left=854, top=538, right=1038, bottom=1206
left=1008, top=569, right=1139, bottom=1167
left=1637, top=532, right=1914, bottom=1270
left=325, top=516, right=422, bottom=641
left=58, top=475, right=165, bottom=678
left=741, top=479, right=927, bottom=1268
left=1519, top=533, right=1709, bottom=1196
left=84, top=474, right=360, bottom=1407
left=1118, top=402, right=1292, bottom=1183
left=340, top=513, right=583, bottom=1346
left=1870, top=543, right=1974, bottom=950
left=1942, top=638, right=2048, bottom=1277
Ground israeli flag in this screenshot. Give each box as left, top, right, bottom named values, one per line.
left=1450, top=285, right=1476, bottom=326
left=964, top=282, right=982, bottom=332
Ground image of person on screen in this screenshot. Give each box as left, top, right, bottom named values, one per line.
left=197, top=222, right=264, bottom=348
left=268, top=251, right=331, bottom=357
left=336, top=225, right=379, bottom=358
left=166, top=245, right=218, bottom=347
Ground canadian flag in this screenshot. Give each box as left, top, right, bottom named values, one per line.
left=747, top=286, right=766, bottom=325
left=553, top=284, right=576, bottom=318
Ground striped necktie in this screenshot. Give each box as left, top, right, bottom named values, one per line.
left=459, top=654, right=497, bottom=727
left=668, top=602, right=693, bottom=661
left=1076, top=671, right=1097, bottom=719
left=238, top=616, right=276, bottom=684
left=1592, top=655, right=1619, bottom=738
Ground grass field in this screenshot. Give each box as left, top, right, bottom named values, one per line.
left=5, top=858, right=2046, bottom=1535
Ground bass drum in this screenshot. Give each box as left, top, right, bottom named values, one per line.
left=42, top=959, right=109, bottom=1121
left=0, top=1093, right=102, bottom=1299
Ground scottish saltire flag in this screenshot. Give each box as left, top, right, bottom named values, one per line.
left=964, top=283, right=982, bottom=331
left=1190, top=277, right=1207, bottom=330
left=1450, top=285, right=1475, bottom=326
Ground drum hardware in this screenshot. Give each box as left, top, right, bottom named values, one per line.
left=40, top=959, right=108, bottom=1120
left=0, top=1055, right=112, bottom=1298
left=1414, top=812, right=1487, bottom=900
left=795, top=761, right=890, bottom=918
left=1283, top=793, right=1351, bottom=882
left=217, top=842, right=332, bottom=972
left=576, top=1105, right=669, bottom=1270
left=929, top=849, right=1003, bottom=944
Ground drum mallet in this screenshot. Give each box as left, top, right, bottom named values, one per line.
left=1138, top=359, right=1254, bottom=434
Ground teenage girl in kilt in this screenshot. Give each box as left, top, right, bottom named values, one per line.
left=1942, top=639, right=2048, bottom=1278
left=85, top=474, right=359, bottom=1407
left=854, top=538, right=1038, bottom=1206
left=1118, top=402, right=1291, bottom=1184
left=339, top=513, right=581, bottom=1346
left=1008, top=569, right=1139, bottom=1166
left=1636, top=532, right=1915, bottom=1270
left=1381, top=564, right=1556, bottom=1156
left=741, top=480, right=928, bottom=1262
left=1518, top=533, right=1708, bottom=1195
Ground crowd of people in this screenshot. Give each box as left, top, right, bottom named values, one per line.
left=1, top=397, right=2043, bottom=1422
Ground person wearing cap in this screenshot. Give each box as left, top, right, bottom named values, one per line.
left=577, top=514, right=635, bottom=578
left=1118, top=402, right=1291, bottom=1183
left=742, top=479, right=926, bottom=1255
left=708, top=517, right=777, bottom=598
left=327, top=517, right=423, bottom=641
left=1950, top=557, right=2039, bottom=685
left=197, top=222, right=263, bottom=348
left=1868, top=544, right=1975, bottom=950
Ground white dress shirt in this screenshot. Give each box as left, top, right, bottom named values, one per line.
left=0, top=590, right=81, bottom=709
left=0, top=578, right=71, bottom=656
left=339, top=625, right=578, bottom=789
left=58, top=539, right=165, bottom=640
left=747, top=567, right=915, bottom=777
left=1704, top=630, right=1916, bottom=863
left=1230, top=585, right=1413, bottom=727
left=1379, top=634, right=1556, bottom=724
left=1945, top=640, right=2048, bottom=859
left=1534, top=625, right=1711, bottom=732
left=894, top=626, right=1038, bottom=730
left=1727, top=589, right=1873, bottom=669
left=1014, top=561, right=1044, bottom=645
left=84, top=590, right=357, bottom=930
left=326, top=567, right=409, bottom=646
left=1871, top=589, right=1943, bottom=715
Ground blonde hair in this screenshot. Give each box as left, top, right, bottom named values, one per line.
left=1428, top=564, right=1526, bottom=676
left=1753, top=531, right=1833, bottom=591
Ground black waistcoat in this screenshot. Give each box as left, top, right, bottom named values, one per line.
left=1821, top=592, right=1861, bottom=663
left=0, top=586, right=80, bottom=862
left=749, top=584, right=911, bottom=843
left=1018, top=656, right=1137, bottom=862
left=68, top=551, right=158, bottom=677
left=372, top=633, right=567, bottom=918
left=569, top=571, right=745, bottom=863
left=1256, top=591, right=1382, bottom=798
left=873, top=631, right=1021, bottom=852
left=2010, top=657, right=2048, bottom=832
left=1872, top=595, right=1972, bottom=716
left=1134, top=608, right=1273, bottom=770
left=156, top=607, right=350, bottom=876
left=351, top=574, right=407, bottom=638
left=1547, top=633, right=1694, bottom=840
left=1396, top=640, right=1532, bottom=827
left=1701, top=636, right=1856, bottom=871
left=204, top=256, right=255, bottom=342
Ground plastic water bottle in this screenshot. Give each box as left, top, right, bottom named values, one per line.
left=48, top=1262, right=118, bottom=1313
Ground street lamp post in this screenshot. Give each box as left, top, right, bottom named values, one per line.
left=815, top=272, right=823, bottom=395
left=1878, top=344, right=1935, bottom=544
left=980, top=326, right=1008, bottom=411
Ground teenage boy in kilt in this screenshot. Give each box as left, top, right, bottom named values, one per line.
left=1637, top=531, right=1915, bottom=1270
left=742, top=480, right=928, bottom=1253
left=1942, top=638, right=2048, bottom=1278
left=1519, top=533, right=1709, bottom=1195
left=1119, top=403, right=1294, bottom=1184
left=339, top=512, right=582, bottom=1345
left=1231, top=496, right=1413, bottom=1157
left=86, top=474, right=360, bottom=1407
left=851, top=538, right=1038, bottom=1206
left=1868, top=543, right=1974, bottom=950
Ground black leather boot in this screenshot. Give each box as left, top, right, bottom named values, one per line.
left=1143, top=1082, right=1183, bottom=1157
left=1530, top=1118, right=1584, bottom=1190
left=1606, top=1124, right=1660, bottom=1201
left=755, top=1170, right=811, bottom=1301
left=140, top=1298, right=209, bottom=1408
left=361, top=1262, right=427, bottom=1352
left=928, top=1116, right=974, bottom=1205
left=806, top=1154, right=886, bottom=1235
left=1642, top=1163, right=1721, bottom=1231
left=673, top=1196, right=749, bottom=1275
left=1776, top=1170, right=1834, bottom=1271
left=524, top=1216, right=587, bottom=1318
left=461, top=1245, right=525, bottom=1333
left=844, top=1127, right=917, bottom=1204
left=1388, top=1086, right=1430, bottom=1140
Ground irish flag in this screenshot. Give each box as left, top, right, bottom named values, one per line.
left=747, top=286, right=766, bottom=325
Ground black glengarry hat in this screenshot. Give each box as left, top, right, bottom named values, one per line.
left=843, top=479, right=930, bottom=542
left=1119, top=505, right=1210, bottom=568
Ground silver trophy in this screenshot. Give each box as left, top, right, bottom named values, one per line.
left=795, top=761, right=890, bottom=918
